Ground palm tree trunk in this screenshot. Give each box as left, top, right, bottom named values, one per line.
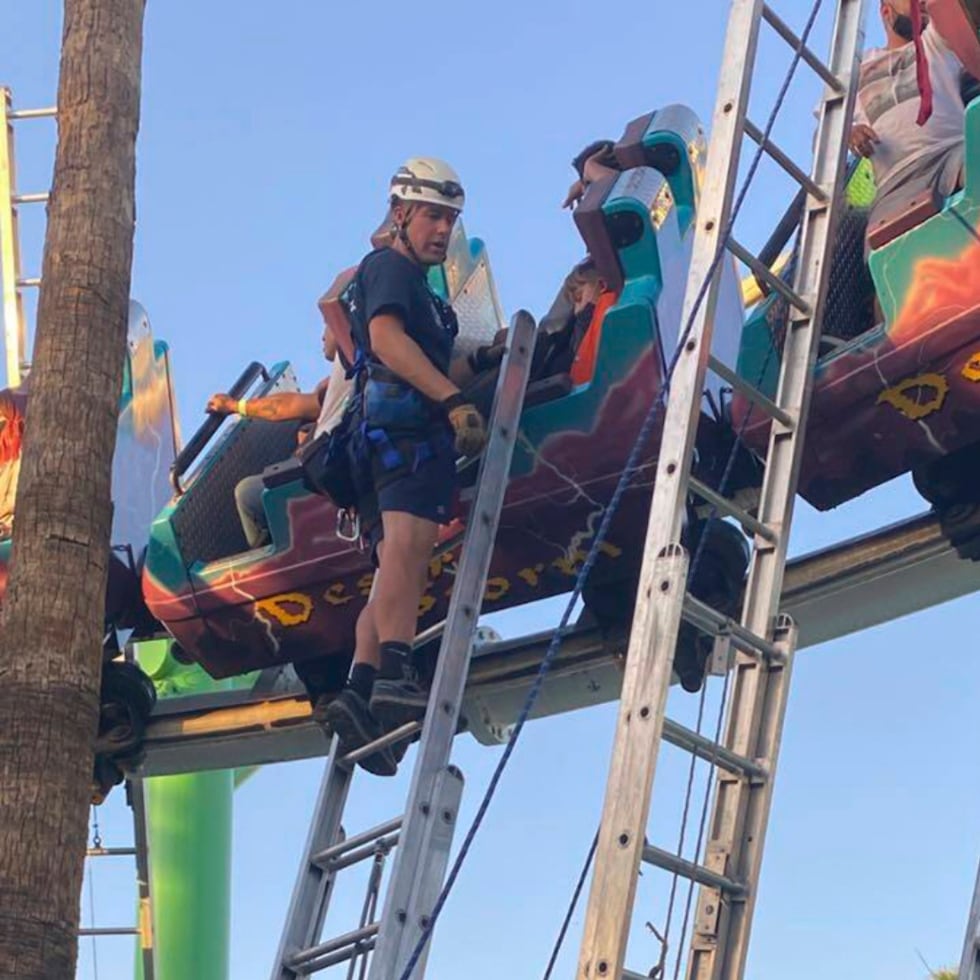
left=0, top=2, right=145, bottom=976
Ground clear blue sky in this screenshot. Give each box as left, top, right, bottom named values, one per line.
left=5, top=2, right=980, bottom=979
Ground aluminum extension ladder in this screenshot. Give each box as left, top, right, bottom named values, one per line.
left=271, top=310, right=536, bottom=979
left=576, top=2, right=867, bottom=978
left=0, top=85, right=54, bottom=387
left=81, top=777, right=155, bottom=978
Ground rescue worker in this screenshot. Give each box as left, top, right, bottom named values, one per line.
left=324, top=158, right=488, bottom=775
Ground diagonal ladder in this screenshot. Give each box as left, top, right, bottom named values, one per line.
left=576, top=2, right=867, bottom=978
left=271, top=310, right=536, bottom=979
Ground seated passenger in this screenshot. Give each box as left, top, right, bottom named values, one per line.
left=207, top=322, right=353, bottom=549
left=850, top=0, right=980, bottom=256
left=534, top=257, right=609, bottom=379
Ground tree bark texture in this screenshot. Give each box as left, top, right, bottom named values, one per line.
left=0, top=2, right=145, bottom=977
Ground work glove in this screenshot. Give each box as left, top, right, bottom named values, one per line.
left=442, top=393, right=487, bottom=458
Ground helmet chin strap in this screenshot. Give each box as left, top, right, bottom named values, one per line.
left=395, top=203, right=427, bottom=266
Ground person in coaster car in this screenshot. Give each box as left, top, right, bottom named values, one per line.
left=850, top=0, right=980, bottom=257
left=323, top=157, right=493, bottom=776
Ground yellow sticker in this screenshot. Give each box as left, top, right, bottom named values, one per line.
left=962, top=353, right=980, bottom=382
left=256, top=592, right=314, bottom=627
left=877, top=372, right=949, bottom=421
left=323, top=583, right=354, bottom=606
left=483, top=577, right=510, bottom=602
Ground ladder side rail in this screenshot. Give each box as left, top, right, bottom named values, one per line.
left=127, top=777, right=156, bottom=980
left=0, top=88, right=26, bottom=388
left=687, top=5, right=868, bottom=979
left=740, top=0, right=866, bottom=639
left=575, top=2, right=765, bottom=976
left=958, top=857, right=980, bottom=980
left=685, top=620, right=796, bottom=980
left=272, top=741, right=354, bottom=980
left=642, top=0, right=765, bottom=549
left=576, top=548, right=689, bottom=980
left=368, top=311, right=536, bottom=980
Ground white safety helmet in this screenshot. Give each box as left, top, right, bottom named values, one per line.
left=389, top=157, right=465, bottom=213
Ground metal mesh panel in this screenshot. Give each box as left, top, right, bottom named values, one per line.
left=823, top=204, right=875, bottom=342
left=443, top=221, right=477, bottom=299
left=171, top=418, right=302, bottom=565
left=451, top=255, right=507, bottom=354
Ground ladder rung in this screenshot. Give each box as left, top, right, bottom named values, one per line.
left=727, top=237, right=810, bottom=314
left=762, top=4, right=845, bottom=93
left=8, top=106, right=57, bottom=120
left=662, top=718, right=768, bottom=781
left=286, top=922, right=379, bottom=971
left=295, top=938, right=377, bottom=975
left=339, top=720, right=421, bottom=769
left=688, top=476, right=778, bottom=544
left=642, top=843, right=746, bottom=896
left=86, top=846, right=137, bottom=857
left=707, top=355, right=794, bottom=429
left=78, top=926, right=140, bottom=937
left=329, top=833, right=400, bottom=873
left=743, top=119, right=827, bottom=203
left=413, top=618, right=445, bottom=648
left=16, top=277, right=40, bottom=288
left=682, top=595, right=785, bottom=663
left=311, top=815, right=402, bottom=869
left=12, top=192, right=48, bottom=204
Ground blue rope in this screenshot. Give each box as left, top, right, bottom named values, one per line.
left=396, top=3, right=829, bottom=973
left=541, top=830, right=600, bottom=980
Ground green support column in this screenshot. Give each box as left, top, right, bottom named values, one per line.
left=133, top=640, right=256, bottom=980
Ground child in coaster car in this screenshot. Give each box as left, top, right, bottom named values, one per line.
left=533, top=257, right=608, bottom=380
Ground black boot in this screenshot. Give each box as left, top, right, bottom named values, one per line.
left=370, top=641, right=430, bottom=731
left=324, top=689, right=398, bottom=777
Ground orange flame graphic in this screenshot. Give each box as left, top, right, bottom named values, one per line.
left=888, top=233, right=980, bottom=345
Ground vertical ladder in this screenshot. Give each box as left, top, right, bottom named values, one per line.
left=271, top=310, right=536, bottom=979
left=81, top=777, right=155, bottom=978
left=0, top=86, right=54, bottom=387
left=958, top=857, right=980, bottom=980
left=576, top=2, right=866, bottom=978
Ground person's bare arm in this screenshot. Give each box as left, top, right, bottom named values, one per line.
left=368, top=314, right=459, bottom=403
left=206, top=391, right=321, bottom=421
left=449, top=354, right=475, bottom=386
left=927, top=0, right=980, bottom=79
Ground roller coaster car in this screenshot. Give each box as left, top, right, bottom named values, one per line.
left=734, top=94, right=980, bottom=557
left=141, top=106, right=753, bottom=696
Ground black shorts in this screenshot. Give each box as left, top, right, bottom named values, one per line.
left=356, top=426, right=457, bottom=554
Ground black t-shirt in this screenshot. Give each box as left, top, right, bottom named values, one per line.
left=351, top=247, right=459, bottom=376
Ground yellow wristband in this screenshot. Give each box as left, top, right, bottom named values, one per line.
left=237, top=398, right=248, bottom=417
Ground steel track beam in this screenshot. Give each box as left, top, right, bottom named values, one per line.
left=138, top=512, right=980, bottom=777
